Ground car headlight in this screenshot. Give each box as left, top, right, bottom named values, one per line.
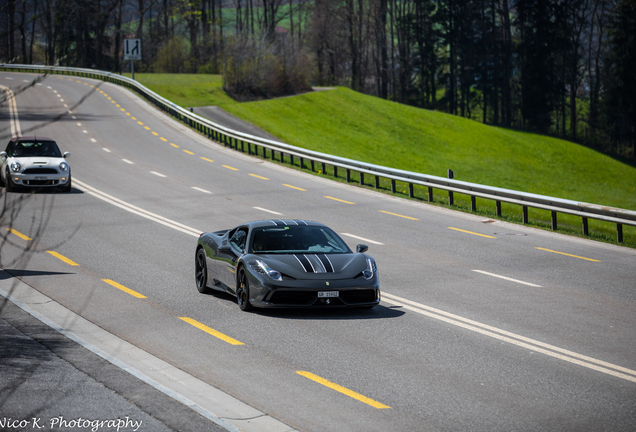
left=10, top=161, right=21, bottom=172
left=59, top=162, right=69, bottom=172
left=362, top=258, right=376, bottom=280
left=249, top=259, right=283, bottom=282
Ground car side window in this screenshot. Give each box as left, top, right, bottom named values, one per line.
left=229, top=228, right=248, bottom=253
left=5, top=141, right=14, bottom=154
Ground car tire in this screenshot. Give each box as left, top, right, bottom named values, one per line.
left=60, top=176, right=72, bottom=193
left=195, top=247, right=210, bottom=294
left=5, top=170, right=14, bottom=192
left=237, top=267, right=253, bottom=312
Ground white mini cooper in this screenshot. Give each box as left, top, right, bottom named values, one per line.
left=0, top=136, right=71, bottom=192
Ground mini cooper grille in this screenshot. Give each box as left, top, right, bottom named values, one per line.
left=23, top=168, right=58, bottom=174
left=23, top=180, right=59, bottom=186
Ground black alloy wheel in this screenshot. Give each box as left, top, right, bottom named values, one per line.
left=237, top=267, right=253, bottom=312
left=195, top=248, right=209, bottom=293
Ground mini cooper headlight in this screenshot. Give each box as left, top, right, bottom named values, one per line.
left=59, top=162, right=69, bottom=172
left=249, top=259, right=283, bottom=282
left=10, top=161, right=21, bottom=172
left=362, top=258, right=376, bottom=280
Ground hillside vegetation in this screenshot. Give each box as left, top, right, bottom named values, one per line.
left=131, top=74, right=635, bottom=210
left=130, top=73, right=635, bottom=243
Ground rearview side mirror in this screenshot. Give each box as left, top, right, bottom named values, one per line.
left=356, top=244, right=368, bottom=253
left=63, top=152, right=71, bottom=158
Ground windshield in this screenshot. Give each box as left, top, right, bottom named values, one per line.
left=11, top=141, right=62, bottom=157
left=251, top=226, right=351, bottom=254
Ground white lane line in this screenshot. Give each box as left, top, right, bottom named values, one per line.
left=381, top=292, right=636, bottom=383
left=341, top=233, right=384, bottom=245
left=5, top=77, right=13, bottom=80
left=0, top=85, right=21, bottom=136
left=192, top=187, right=212, bottom=194
left=90, top=138, right=97, bottom=143
left=472, top=270, right=542, bottom=287
left=151, top=171, right=167, bottom=178
left=103, top=148, right=111, bottom=153
left=77, top=122, right=82, bottom=126
left=73, top=178, right=202, bottom=237
left=122, top=159, right=134, bottom=164
left=82, top=130, right=88, bottom=134
left=253, top=207, right=282, bottom=215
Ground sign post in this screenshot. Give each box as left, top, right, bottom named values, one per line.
left=124, top=39, right=142, bottom=80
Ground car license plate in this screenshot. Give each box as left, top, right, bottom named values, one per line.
left=318, top=291, right=339, bottom=298
left=34, top=176, right=47, bottom=180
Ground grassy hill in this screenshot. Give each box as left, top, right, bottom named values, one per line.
left=129, top=73, right=636, bottom=244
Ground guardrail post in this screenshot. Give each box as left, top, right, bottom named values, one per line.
left=346, top=169, right=351, bottom=182
left=428, top=187, right=433, bottom=202
left=360, top=172, right=364, bottom=185
left=290, top=154, right=294, bottom=165
left=551, top=211, right=557, bottom=230
left=300, top=157, right=304, bottom=169
left=391, top=179, right=396, bottom=193
left=471, top=196, right=476, bottom=212
left=582, top=217, right=589, bottom=236
left=409, top=183, right=414, bottom=198
left=310, top=160, right=315, bottom=172
left=617, top=224, right=623, bottom=243
left=496, top=201, right=502, bottom=216
left=522, top=206, right=528, bottom=224
left=448, top=191, right=454, bottom=206
left=322, top=162, right=326, bottom=174
left=375, top=176, right=379, bottom=189
left=334, top=166, right=338, bottom=178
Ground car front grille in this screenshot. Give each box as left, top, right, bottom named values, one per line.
left=267, top=288, right=377, bottom=306
left=23, top=180, right=59, bottom=186
left=23, top=168, right=58, bottom=174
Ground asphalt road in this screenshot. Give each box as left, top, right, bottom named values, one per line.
left=1, top=71, right=635, bottom=432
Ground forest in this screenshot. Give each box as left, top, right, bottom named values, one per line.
left=1, top=0, right=634, bottom=159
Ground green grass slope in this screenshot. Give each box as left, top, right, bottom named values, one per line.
left=224, top=87, right=636, bottom=212
left=130, top=73, right=635, bottom=219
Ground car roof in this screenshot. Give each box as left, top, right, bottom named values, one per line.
left=11, top=136, right=56, bottom=142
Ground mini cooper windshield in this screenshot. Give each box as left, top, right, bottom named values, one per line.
left=10, top=140, right=62, bottom=157
left=250, top=225, right=351, bottom=254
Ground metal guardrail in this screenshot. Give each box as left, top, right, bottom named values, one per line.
left=2, top=64, right=635, bottom=243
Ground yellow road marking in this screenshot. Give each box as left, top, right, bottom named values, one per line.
left=324, top=196, right=355, bottom=205
left=131, top=116, right=137, bottom=120
left=283, top=184, right=306, bottom=191
left=120, top=108, right=126, bottom=112
left=183, top=150, right=194, bottom=155
left=126, top=112, right=131, bottom=116
left=152, top=131, right=158, bottom=136
left=223, top=165, right=239, bottom=171
left=535, top=247, right=601, bottom=262
left=47, top=251, right=79, bottom=266
left=137, top=121, right=143, bottom=125
left=179, top=317, right=244, bottom=345
left=250, top=174, right=269, bottom=180
left=160, top=137, right=167, bottom=142
left=102, top=279, right=146, bottom=299
left=7, top=228, right=31, bottom=241
left=297, top=371, right=391, bottom=409
left=200, top=157, right=213, bottom=162
left=171, top=143, right=179, bottom=148
left=379, top=210, right=419, bottom=220
left=144, top=126, right=151, bottom=130
left=116, top=104, right=120, bottom=107
left=448, top=227, right=496, bottom=239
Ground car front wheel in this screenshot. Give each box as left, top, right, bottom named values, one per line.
left=195, top=248, right=209, bottom=293
left=237, top=267, right=253, bottom=312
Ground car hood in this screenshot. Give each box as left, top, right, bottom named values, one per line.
left=253, top=253, right=369, bottom=280
left=13, top=157, right=66, bottom=168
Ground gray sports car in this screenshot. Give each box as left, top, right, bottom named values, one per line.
left=195, top=220, right=380, bottom=311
